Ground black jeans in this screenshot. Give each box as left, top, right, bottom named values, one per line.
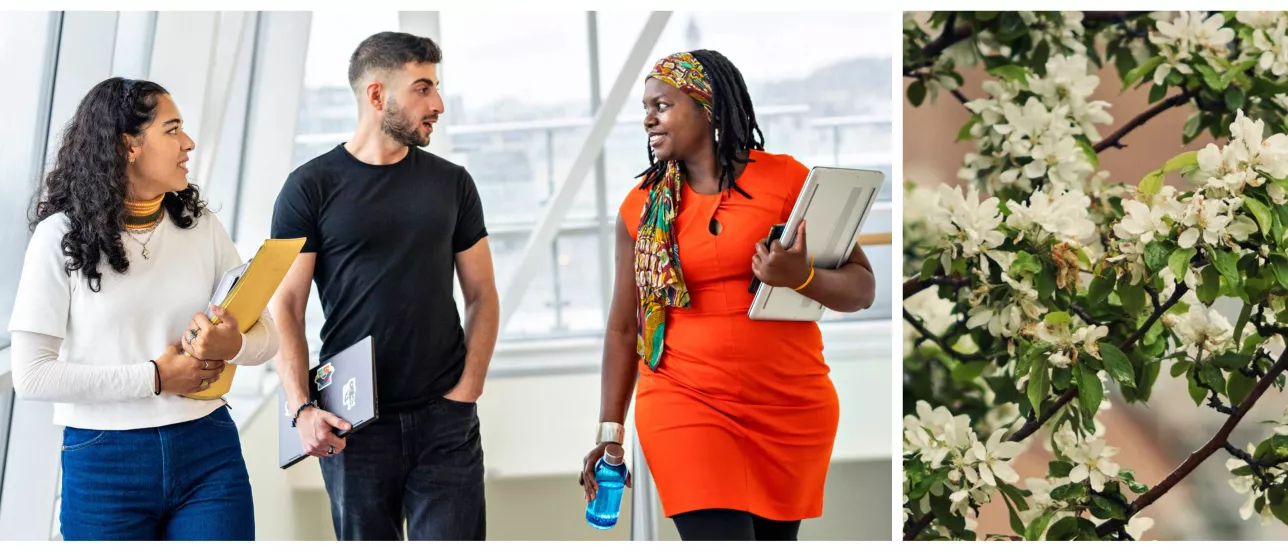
left=319, top=397, right=486, bottom=541
left=671, top=509, right=802, bottom=541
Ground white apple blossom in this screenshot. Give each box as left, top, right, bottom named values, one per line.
left=1150, top=12, right=1236, bottom=85
left=1019, top=11, right=1087, bottom=55
left=1113, top=199, right=1172, bottom=245
left=1191, top=111, right=1288, bottom=198
left=1006, top=189, right=1097, bottom=244
left=1164, top=305, right=1236, bottom=356
left=1066, top=438, right=1122, bottom=492
left=1236, top=11, right=1286, bottom=30
left=1248, top=18, right=1288, bottom=77
left=929, top=184, right=1006, bottom=269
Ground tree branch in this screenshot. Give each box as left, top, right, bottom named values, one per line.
left=904, top=308, right=987, bottom=363
left=904, top=273, right=970, bottom=299
left=1093, top=92, right=1193, bottom=152
left=1096, top=349, right=1288, bottom=537
left=904, top=280, right=1189, bottom=540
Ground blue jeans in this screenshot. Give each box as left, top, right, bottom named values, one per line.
left=319, top=397, right=486, bottom=540
left=59, top=406, right=255, bottom=541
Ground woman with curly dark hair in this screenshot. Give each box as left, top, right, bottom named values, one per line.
left=7, top=77, right=279, bottom=540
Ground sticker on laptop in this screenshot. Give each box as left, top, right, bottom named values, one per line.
left=315, top=363, right=335, bottom=391
left=343, top=378, right=357, bottom=411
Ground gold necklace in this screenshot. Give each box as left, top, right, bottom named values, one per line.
left=125, top=211, right=164, bottom=259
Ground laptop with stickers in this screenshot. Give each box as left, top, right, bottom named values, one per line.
left=278, top=335, right=379, bottom=469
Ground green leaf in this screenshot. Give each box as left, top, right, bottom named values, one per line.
left=1078, top=139, right=1099, bottom=171
left=1201, top=363, right=1226, bottom=392
left=1001, top=491, right=1027, bottom=536
left=1213, top=249, right=1242, bottom=288
left=1044, top=311, right=1073, bottom=326
left=1229, top=370, right=1257, bottom=406
left=1137, top=170, right=1164, bottom=195
left=1089, top=496, right=1127, bottom=520
left=1169, top=248, right=1196, bottom=281
left=1170, top=359, right=1194, bottom=378
left=1245, top=196, right=1273, bottom=238
left=1226, top=86, right=1247, bottom=112
left=1118, top=281, right=1146, bottom=315
left=1273, top=254, right=1288, bottom=289
left=1099, top=343, right=1136, bottom=389
left=1196, top=63, right=1225, bottom=90
left=1028, top=359, right=1050, bottom=413
left=1122, top=55, right=1163, bottom=91
left=1198, top=264, right=1221, bottom=304
left=1076, top=363, right=1104, bottom=419
left=920, top=256, right=942, bottom=281
left=1144, top=241, right=1174, bottom=272
left=1188, top=366, right=1207, bottom=406
left=1211, top=352, right=1253, bottom=370
left=957, top=114, right=981, bottom=142
left=952, top=360, right=989, bottom=383
left=1025, top=511, right=1055, bottom=541
left=1137, top=360, right=1162, bottom=402
left=1148, top=82, right=1168, bottom=104
left=988, top=64, right=1030, bottom=86
left=1049, top=461, right=1074, bottom=478
left=908, top=80, right=927, bottom=107
left=998, top=482, right=1031, bottom=511
left=1119, top=469, right=1150, bottom=494
left=1045, top=516, right=1081, bottom=541
left=1183, top=111, right=1203, bottom=144
left=951, top=257, right=968, bottom=276
left=1272, top=493, right=1288, bottom=525
left=1087, top=270, right=1115, bottom=306
left=1030, top=40, right=1051, bottom=74
left=1161, top=150, right=1199, bottom=174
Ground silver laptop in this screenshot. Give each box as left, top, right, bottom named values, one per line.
left=747, top=167, right=884, bottom=321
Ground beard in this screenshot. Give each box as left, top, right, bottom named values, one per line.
left=382, top=96, right=430, bottom=148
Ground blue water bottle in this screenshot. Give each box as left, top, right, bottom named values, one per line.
left=586, top=443, right=628, bottom=530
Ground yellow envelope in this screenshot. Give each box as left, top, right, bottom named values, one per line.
left=184, top=237, right=306, bottom=400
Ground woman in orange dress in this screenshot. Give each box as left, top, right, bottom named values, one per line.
left=578, top=50, right=876, bottom=541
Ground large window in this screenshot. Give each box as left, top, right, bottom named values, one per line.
left=289, top=11, right=893, bottom=343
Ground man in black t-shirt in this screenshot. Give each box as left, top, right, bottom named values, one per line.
left=268, top=31, right=498, bottom=541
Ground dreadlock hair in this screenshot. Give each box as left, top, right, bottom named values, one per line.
left=636, top=49, right=765, bottom=199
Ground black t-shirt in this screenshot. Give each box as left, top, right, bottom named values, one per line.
left=272, top=144, right=488, bottom=412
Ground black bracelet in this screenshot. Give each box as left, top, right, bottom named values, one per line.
left=291, top=402, right=316, bottom=427
left=150, top=360, right=161, bottom=396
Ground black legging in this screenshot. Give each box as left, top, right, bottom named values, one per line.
left=671, top=508, right=802, bottom=541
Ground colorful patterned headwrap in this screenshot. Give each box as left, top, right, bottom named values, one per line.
left=634, top=52, right=712, bottom=370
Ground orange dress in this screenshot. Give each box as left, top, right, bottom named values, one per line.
left=620, top=149, right=840, bottom=521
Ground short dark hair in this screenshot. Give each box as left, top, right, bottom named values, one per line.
left=347, top=31, right=443, bottom=89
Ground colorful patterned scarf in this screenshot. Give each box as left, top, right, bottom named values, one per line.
left=635, top=52, right=713, bottom=369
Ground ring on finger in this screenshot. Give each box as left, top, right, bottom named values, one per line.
left=327, top=445, right=335, bottom=455
left=202, top=360, right=208, bottom=370
left=187, top=328, right=199, bottom=343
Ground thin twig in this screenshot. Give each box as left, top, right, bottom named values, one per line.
left=1121, top=283, right=1188, bottom=350
left=1072, top=305, right=1096, bottom=325
left=1094, top=92, right=1193, bottom=152
left=1096, top=349, right=1288, bottom=537
left=904, top=308, right=987, bottom=363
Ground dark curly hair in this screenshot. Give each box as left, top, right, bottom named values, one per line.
left=31, top=77, right=206, bottom=292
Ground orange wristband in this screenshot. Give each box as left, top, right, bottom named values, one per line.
left=794, top=255, right=816, bottom=291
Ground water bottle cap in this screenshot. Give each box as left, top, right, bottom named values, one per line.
left=604, top=443, right=625, bottom=465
